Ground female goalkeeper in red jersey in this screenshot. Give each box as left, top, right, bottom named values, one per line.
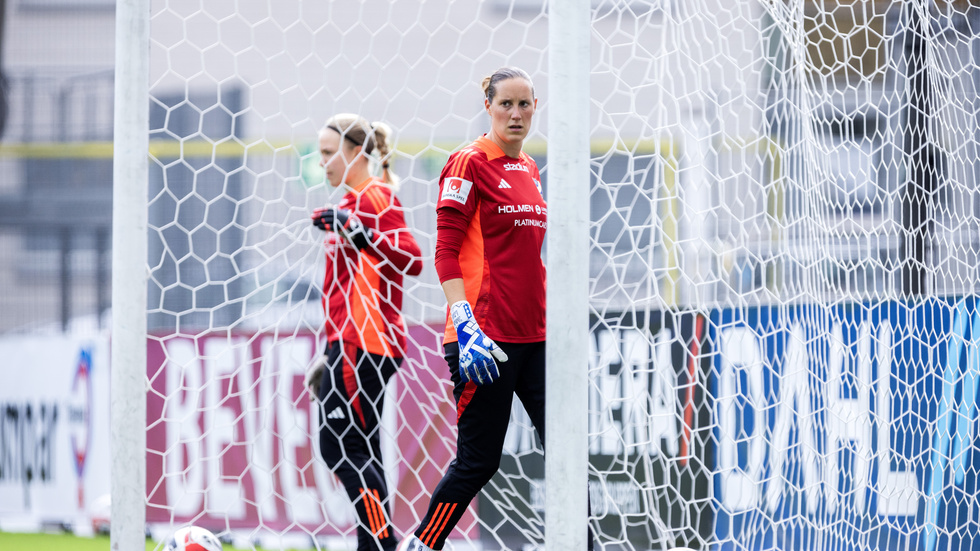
left=306, top=113, right=422, bottom=551
left=398, top=68, right=593, bottom=551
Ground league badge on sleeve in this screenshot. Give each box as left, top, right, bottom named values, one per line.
left=441, top=177, right=473, bottom=205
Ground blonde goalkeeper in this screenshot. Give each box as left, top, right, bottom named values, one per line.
left=307, top=113, right=422, bottom=551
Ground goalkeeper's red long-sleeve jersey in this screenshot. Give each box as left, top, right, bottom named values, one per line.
left=434, top=135, right=547, bottom=345
left=322, top=176, right=422, bottom=357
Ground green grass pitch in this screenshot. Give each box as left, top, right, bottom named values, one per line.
left=0, top=531, right=314, bottom=551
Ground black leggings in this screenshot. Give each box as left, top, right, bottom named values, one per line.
left=413, top=340, right=594, bottom=550
left=317, top=341, right=400, bottom=551
left=430, top=341, right=546, bottom=523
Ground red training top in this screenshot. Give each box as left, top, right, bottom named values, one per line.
left=435, top=135, right=547, bottom=345
left=322, top=177, right=422, bottom=357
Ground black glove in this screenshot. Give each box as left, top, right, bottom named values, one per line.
left=311, top=206, right=374, bottom=250
left=311, top=206, right=336, bottom=231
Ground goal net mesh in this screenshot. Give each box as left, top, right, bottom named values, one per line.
left=142, top=1, right=980, bottom=550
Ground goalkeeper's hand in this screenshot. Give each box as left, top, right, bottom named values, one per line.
left=311, top=206, right=374, bottom=250
left=305, top=354, right=328, bottom=402
left=450, top=301, right=508, bottom=385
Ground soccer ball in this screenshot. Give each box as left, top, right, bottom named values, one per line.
left=88, top=493, right=111, bottom=534
left=163, top=526, right=223, bottom=551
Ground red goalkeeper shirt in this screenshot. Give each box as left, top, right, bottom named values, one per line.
left=322, top=177, right=422, bottom=357
left=436, top=136, right=547, bottom=345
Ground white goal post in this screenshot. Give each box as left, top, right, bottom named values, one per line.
left=111, top=1, right=149, bottom=551
left=108, top=1, right=980, bottom=551
left=545, top=1, right=591, bottom=550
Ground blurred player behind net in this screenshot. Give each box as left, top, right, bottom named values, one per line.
left=306, top=113, right=422, bottom=551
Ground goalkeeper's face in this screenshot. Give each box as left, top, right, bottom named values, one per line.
left=485, top=77, right=537, bottom=151
left=318, top=128, right=361, bottom=188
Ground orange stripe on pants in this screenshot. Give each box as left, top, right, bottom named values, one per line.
left=360, top=487, right=389, bottom=538
left=360, top=488, right=381, bottom=537
left=371, top=488, right=389, bottom=538
left=343, top=343, right=366, bottom=427
left=420, top=502, right=457, bottom=548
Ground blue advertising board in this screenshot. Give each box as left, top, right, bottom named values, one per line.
left=710, top=297, right=980, bottom=551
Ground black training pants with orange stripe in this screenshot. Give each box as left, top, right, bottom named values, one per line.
left=318, top=340, right=400, bottom=551
left=414, top=340, right=544, bottom=549
left=414, top=341, right=594, bottom=550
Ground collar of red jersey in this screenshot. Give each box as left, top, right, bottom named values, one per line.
left=476, top=135, right=525, bottom=162
left=346, top=176, right=380, bottom=194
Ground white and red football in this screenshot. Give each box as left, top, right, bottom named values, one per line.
left=163, top=526, right=223, bottom=551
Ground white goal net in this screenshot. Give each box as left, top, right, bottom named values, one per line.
left=123, top=1, right=980, bottom=550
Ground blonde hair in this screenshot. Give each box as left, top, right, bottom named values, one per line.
left=323, top=113, right=400, bottom=188
left=481, top=67, right=535, bottom=103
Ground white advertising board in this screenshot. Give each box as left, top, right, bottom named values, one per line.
left=0, top=334, right=111, bottom=533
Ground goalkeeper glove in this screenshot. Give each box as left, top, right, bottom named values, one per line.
left=311, top=206, right=374, bottom=250
left=305, top=354, right=328, bottom=402
left=450, top=301, right=508, bottom=385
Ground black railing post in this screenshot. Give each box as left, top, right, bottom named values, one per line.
left=59, top=227, right=71, bottom=331
left=900, top=1, right=935, bottom=298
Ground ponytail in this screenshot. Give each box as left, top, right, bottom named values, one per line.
left=370, top=121, right=400, bottom=189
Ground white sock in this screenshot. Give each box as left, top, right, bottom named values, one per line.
left=397, top=535, right=435, bottom=551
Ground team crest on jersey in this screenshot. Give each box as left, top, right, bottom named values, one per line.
left=441, top=177, right=473, bottom=204
left=533, top=178, right=543, bottom=195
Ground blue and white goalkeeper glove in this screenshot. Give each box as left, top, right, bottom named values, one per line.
left=450, top=300, right=508, bottom=385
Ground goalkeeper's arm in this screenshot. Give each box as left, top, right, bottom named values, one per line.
left=435, top=206, right=507, bottom=385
